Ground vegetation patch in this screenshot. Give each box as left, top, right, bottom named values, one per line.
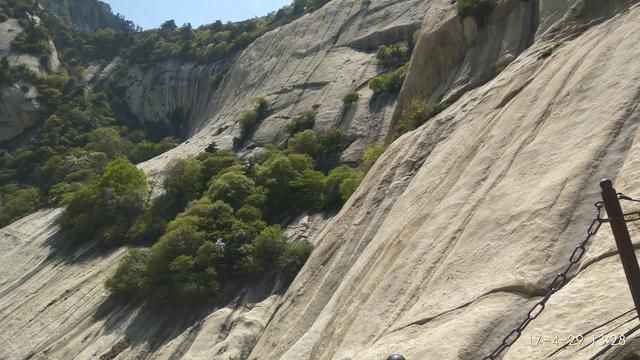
left=100, top=119, right=361, bottom=305
left=11, top=23, right=52, bottom=67
left=539, top=43, right=562, bottom=59
left=233, top=97, right=270, bottom=149
left=342, top=91, right=359, bottom=105
left=0, top=63, right=177, bottom=227
left=376, top=42, right=410, bottom=67
left=363, top=142, right=388, bottom=172
left=368, top=64, right=408, bottom=94
left=286, top=110, right=316, bottom=135
left=394, top=97, right=451, bottom=137
left=457, top=0, right=496, bottom=28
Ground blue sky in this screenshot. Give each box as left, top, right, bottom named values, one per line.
left=103, top=0, right=293, bottom=30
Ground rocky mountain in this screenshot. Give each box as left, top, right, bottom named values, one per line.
left=2, top=0, right=640, bottom=359
left=39, top=0, right=127, bottom=33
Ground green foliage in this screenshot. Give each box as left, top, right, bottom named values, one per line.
left=11, top=23, right=52, bottom=67
left=247, top=225, right=288, bottom=273
left=394, top=98, right=451, bottom=137
left=86, top=128, right=132, bottom=158
left=290, top=168, right=326, bottom=210
left=105, top=248, right=150, bottom=296
left=457, top=0, right=496, bottom=27
left=324, top=166, right=363, bottom=208
left=317, top=127, right=345, bottom=158
left=287, top=129, right=318, bottom=157
left=376, top=42, right=410, bottom=67
left=62, top=157, right=148, bottom=246
left=85, top=28, right=132, bottom=60
left=363, top=142, right=388, bottom=172
left=0, top=12, right=8, bottom=23
left=342, top=91, right=359, bottom=105
left=256, top=152, right=318, bottom=216
left=198, top=150, right=241, bottom=181
left=234, top=97, right=270, bottom=148
left=163, top=158, right=206, bottom=211
left=0, top=187, right=40, bottom=226
left=368, top=65, right=408, bottom=94
left=286, top=110, right=316, bottom=136
left=208, top=171, right=264, bottom=210
left=128, top=137, right=178, bottom=163
left=539, top=43, right=562, bottom=59
left=99, top=157, right=148, bottom=194
left=278, top=240, right=313, bottom=280
left=395, top=98, right=434, bottom=136
left=286, top=127, right=346, bottom=161
left=122, top=1, right=330, bottom=66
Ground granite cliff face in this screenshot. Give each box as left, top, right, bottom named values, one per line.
left=0, top=17, right=59, bottom=143
left=3, top=0, right=640, bottom=359
left=138, top=0, right=431, bottom=173
left=39, top=0, right=125, bottom=33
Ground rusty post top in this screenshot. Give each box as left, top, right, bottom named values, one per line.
left=601, top=178, right=613, bottom=189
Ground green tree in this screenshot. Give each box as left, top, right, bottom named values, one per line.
left=286, top=110, right=316, bottom=135
left=99, top=157, right=147, bottom=195
left=208, top=172, right=262, bottom=210
left=368, top=65, right=407, bottom=94
left=290, top=169, right=325, bottom=210
left=342, top=91, right=359, bottom=105
left=198, top=150, right=241, bottom=182
left=105, top=248, right=150, bottom=296
left=287, top=129, right=317, bottom=157
left=278, top=241, right=313, bottom=280
left=363, top=142, right=388, bottom=172
left=63, top=157, right=148, bottom=246
left=324, top=166, right=362, bottom=208
left=395, top=98, right=434, bottom=136
left=250, top=225, right=288, bottom=272
left=376, top=42, right=410, bottom=67
left=86, top=128, right=132, bottom=159
left=0, top=187, right=40, bottom=226
left=163, top=158, right=205, bottom=211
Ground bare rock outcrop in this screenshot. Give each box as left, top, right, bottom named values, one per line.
left=0, top=18, right=59, bottom=143
left=0, top=209, right=285, bottom=359
left=248, top=1, right=640, bottom=359
left=3, top=0, right=640, bottom=359
left=139, top=0, right=432, bottom=173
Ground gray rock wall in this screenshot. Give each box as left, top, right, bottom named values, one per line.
left=139, top=0, right=432, bottom=174
left=249, top=1, right=640, bottom=359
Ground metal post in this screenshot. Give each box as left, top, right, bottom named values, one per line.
left=600, top=179, right=640, bottom=319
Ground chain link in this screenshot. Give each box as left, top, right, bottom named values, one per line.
left=618, top=193, right=640, bottom=222
left=482, top=201, right=605, bottom=360
left=618, top=193, right=640, bottom=203
left=481, top=192, right=640, bottom=359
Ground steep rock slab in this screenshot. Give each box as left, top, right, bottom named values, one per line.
left=0, top=210, right=282, bottom=359
left=140, top=0, right=432, bottom=173
left=249, top=3, right=640, bottom=359
left=0, top=18, right=59, bottom=142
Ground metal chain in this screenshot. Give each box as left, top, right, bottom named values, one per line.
left=618, top=193, right=640, bottom=203
left=482, top=201, right=605, bottom=360
left=618, top=193, right=640, bottom=222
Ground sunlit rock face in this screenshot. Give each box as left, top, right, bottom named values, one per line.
left=3, top=0, right=640, bottom=359
left=39, top=0, right=125, bottom=33
left=249, top=0, right=640, bottom=359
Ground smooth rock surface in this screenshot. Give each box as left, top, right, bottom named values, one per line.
left=3, top=0, right=640, bottom=359
left=139, top=0, right=432, bottom=173
left=250, top=1, right=640, bottom=359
